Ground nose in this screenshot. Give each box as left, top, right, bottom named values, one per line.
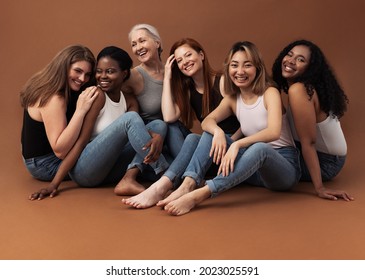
left=79, top=73, right=86, bottom=82
left=237, top=66, right=246, bottom=74
left=288, top=57, right=296, bottom=64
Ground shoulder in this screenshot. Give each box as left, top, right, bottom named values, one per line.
left=94, top=87, right=106, bottom=108
left=263, top=86, right=280, bottom=101
left=287, top=82, right=307, bottom=96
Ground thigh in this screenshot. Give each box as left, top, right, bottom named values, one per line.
left=243, top=144, right=300, bottom=190
left=23, top=153, right=62, bottom=181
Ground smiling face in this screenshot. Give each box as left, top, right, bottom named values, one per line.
left=281, top=45, right=311, bottom=83
left=130, top=29, right=160, bottom=63
left=68, top=61, right=92, bottom=91
left=228, top=50, right=257, bottom=90
left=174, top=44, right=204, bottom=78
left=95, top=56, right=125, bottom=94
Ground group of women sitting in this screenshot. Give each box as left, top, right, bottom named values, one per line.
left=20, top=23, right=353, bottom=216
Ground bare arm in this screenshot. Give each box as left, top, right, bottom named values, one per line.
left=288, top=83, right=353, bottom=201
left=40, top=86, right=99, bottom=159
left=29, top=89, right=105, bottom=200
left=161, top=54, right=181, bottom=122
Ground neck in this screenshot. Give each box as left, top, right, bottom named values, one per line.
left=106, top=90, right=121, bottom=102
left=141, top=58, right=163, bottom=74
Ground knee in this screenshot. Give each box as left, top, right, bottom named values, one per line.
left=186, top=133, right=201, bottom=143
left=148, top=119, right=168, bottom=136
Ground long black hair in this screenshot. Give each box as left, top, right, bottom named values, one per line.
left=272, top=39, right=348, bottom=118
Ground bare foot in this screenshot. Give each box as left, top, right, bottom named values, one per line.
left=157, top=176, right=196, bottom=207
left=164, top=186, right=211, bottom=216
left=121, top=176, right=173, bottom=209
left=114, top=168, right=145, bottom=196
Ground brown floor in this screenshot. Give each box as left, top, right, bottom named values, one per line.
left=1, top=0, right=365, bottom=260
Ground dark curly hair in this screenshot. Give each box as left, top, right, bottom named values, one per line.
left=272, top=39, right=348, bottom=118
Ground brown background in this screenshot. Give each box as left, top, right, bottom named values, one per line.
left=1, top=0, right=364, bottom=259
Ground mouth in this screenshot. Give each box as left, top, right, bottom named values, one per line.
left=234, top=75, right=249, bottom=83
left=283, top=63, right=295, bottom=73
left=98, top=81, right=111, bottom=88
left=137, top=50, right=147, bottom=57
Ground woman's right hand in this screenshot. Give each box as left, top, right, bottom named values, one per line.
left=316, top=186, right=354, bottom=201
left=209, top=130, right=227, bottom=165
left=76, top=86, right=99, bottom=116
left=164, top=54, right=175, bottom=80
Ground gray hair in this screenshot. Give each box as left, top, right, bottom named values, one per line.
left=128, top=23, right=163, bottom=56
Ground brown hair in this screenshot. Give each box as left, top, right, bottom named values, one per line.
left=20, top=45, right=95, bottom=108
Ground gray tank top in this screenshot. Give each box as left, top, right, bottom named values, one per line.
left=136, top=65, right=163, bottom=121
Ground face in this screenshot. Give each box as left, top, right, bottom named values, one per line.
left=228, top=50, right=257, bottom=90
left=95, top=57, right=125, bottom=94
left=130, top=29, right=160, bottom=63
left=174, top=44, right=204, bottom=77
left=68, top=61, right=92, bottom=91
left=281, top=45, right=311, bottom=82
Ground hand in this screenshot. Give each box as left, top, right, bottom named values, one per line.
left=164, top=54, right=175, bottom=80
left=209, top=131, right=227, bottom=165
left=29, top=184, right=58, bottom=201
left=316, top=187, right=354, bottom=201
left=218, top=142, right=239, bottom=177
left=76, top=86, right=99, bottom=116
left=143, top=131, right=164, bottom=164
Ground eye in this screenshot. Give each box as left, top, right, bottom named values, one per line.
left=107, top=69, right=114, bottom=74
left=96, top=69, right=102, bottom=74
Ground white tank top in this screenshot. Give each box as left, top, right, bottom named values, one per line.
left=91, top=91, right=127, bottom=139
left=236, top=94, right=295, bottom=149
left=287, top=107, right=347, bottom=156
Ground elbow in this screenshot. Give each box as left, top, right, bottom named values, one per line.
left=54, top=151, right=66, bottom=160
left=163, top=116, right=179, bottom=123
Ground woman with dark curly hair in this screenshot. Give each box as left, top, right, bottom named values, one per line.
left=272, top=39, right=353, bottom=201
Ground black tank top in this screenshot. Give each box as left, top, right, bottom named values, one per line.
left=21, top=93, right=78, bottom=159
left=189, top=75, right=240, bottom=135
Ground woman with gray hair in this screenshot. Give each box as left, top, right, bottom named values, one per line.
left=115, top=24, right=170, bottom=196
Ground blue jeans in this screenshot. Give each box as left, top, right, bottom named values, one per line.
left=69, top=111, right=170, bottom=187
left=182, top=132, right=301, bottom=197
left=23, top=153, right=64, bottom=181
left=127, top=118, right=169, bottom=172
left=165, top=121, right=192, bottom=158
left=132, top=120, right=192, bottom=182
left=163, top=133, right=201, bottom=187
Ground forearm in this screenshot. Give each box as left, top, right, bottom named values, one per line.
left=53, top=111, right=86, bottom=158
left=301, top=143, right=324, bottom=191
left=161, top=78, right=180, bottom=122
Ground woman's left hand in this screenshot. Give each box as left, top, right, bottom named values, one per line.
left=316, top=187, right=354, bottom=201
left=143, top=131, right=164, bottom=163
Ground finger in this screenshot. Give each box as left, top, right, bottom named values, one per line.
left=29, top=192, right=40, bottom=201
left=50, top=189, right=58, bottom=198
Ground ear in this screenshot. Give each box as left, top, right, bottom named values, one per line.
left=199, top=50, right=205, bottom=61
left=155, top=40, right=161, bottom=49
